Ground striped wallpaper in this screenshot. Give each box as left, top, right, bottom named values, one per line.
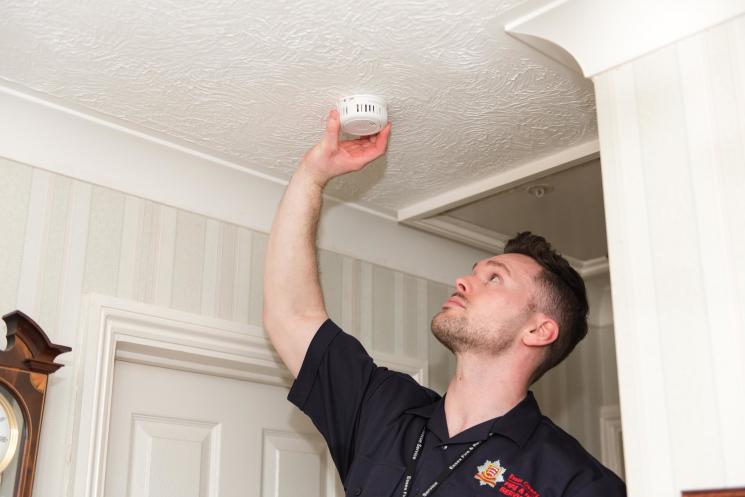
left=0, top=157, right=453, bottom=363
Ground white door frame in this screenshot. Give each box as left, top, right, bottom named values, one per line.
left=68, top=293, right=428, bottom=497
left=599, top=405, right=625, bottom=480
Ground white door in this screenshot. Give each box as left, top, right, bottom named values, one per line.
left=104, top=360, right=343, bottom=497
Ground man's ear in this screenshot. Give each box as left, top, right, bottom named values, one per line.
left=522, top=317, right=559, bottom=347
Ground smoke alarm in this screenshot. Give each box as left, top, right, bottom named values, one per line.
left=336, top=95, right=388, bottom=136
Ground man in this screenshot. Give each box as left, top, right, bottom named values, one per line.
left=263, top=109, right=626, bottom=496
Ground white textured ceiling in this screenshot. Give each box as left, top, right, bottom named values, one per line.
left=0, top=0, right=597, bottom=217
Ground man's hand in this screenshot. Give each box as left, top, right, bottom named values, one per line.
left=299, top=109, right=392, bottom=189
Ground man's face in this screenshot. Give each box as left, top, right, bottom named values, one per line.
left=431, top=253, right=543, bottom=356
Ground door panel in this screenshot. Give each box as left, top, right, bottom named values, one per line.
left=104, top=360, right=342, bottom=497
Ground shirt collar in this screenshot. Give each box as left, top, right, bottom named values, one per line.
left=404, top=391, right=542, bottom=448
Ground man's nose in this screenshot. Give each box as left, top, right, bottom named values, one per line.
left=455, top=274, right=471, bottom=293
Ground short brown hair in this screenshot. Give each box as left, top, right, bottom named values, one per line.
left=503, top=231, right=588, bottom=383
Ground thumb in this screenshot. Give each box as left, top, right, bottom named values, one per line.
left=322, top=109, right=341, bottom=148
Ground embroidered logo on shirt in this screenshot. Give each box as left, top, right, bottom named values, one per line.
left=474, top=460, right=506, bottom=487
left=498, top=473, right=540, bottom=497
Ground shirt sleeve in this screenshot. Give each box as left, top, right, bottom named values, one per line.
left=287, top=318, right=395, bottom=482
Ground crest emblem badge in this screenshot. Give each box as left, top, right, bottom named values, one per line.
left=474, top=459, right=507, bottom=487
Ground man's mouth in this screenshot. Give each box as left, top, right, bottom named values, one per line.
left=444, top=296, right=465, bottom=309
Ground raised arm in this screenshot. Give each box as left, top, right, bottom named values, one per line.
left=263, top=109, right=391, bottom=378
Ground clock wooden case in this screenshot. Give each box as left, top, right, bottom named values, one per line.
left=0, top=310, right=71, bottom=496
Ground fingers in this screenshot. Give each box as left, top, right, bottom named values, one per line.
left=338, top=122, right=392, bottom=165
left=349, top=124, right=391, bottom=157
left=322, top=109, right=340, bottom=148
left=374, top=123, right=392, bottom=154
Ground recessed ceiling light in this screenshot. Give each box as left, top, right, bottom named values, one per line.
left=525, top=184, right=554, bottom=199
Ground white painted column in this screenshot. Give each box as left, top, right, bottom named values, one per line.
left=506, top=2, right=745, bottom=496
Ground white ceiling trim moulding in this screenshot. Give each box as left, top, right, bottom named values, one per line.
left=505, top=0, right=745, bottom=78
left=410, top=214, right=608, bottom=278
left=397, top=138, right=599, bottom=222
left=0, top=83, right=491, bottom=286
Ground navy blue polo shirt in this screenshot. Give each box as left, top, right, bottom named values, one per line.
left=288, top=319, right=626, bottom=497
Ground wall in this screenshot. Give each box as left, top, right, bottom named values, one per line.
left=533, top=274, right=621, bottom=469
left=594, top=12, right=745, bottom=494
left=0, top=155, right=457, bottom=496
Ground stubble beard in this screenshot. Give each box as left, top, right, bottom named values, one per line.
left=430, top=310, right=517, bottom=356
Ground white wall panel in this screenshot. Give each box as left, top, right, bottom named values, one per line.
left=216, top=223, right=238, bottom=321
left=599, top=405, right=624, bottom=480
left=632, top=50, right=721, bottom=489
left=594, top=12, right=745, bottom=495
left=200, top=218, right=220, bottom=317
left=16, top=167, right=51, bottom=316
left=595, top=63, right=676, bottom=497
left=233, top=227, right=253, bottom=323
left=415, top=279, right=429, bottom=362
left=372, top=265, right=395, bottom=353
left=0, top=157, right=32, bottom=325
left=172, top=209, right=207, bottom=314
left=533, top=275, right=621, bottom=464
left=153, top=205, right=178, bottom=307
left=543, top=349, right=570, bottom=429
left=393, top=272, right=405, bottom=355
left=401, top=274, right=419, bottom=358
left=318, top=249, right=344, bottom=324
left=57, top=178, right=91, bottom=344
left=134, top=201, right=159, bottom=304
left=597, top=326, right=619, bottom=407
left=358, top=261, right=374, bottom=348
left=116, top=194, right=144, bottom=300
left=30, top=173, right=91, bottom=496
left=426, top=282, right=454, bottom=395
left=248, top=231, right=268, bottom=327
left=82, top=185, right=125, bottom=297
left=340, top=257, right=361, bottom=338
left=36, top=173, right=72, bottom=334
left=566, top=337, right=590, bottom=447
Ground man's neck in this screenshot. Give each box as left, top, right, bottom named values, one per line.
left=443, top=353, right=529, bottom=439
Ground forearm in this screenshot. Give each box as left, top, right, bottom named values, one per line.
left=263, top=163, right=329, bottom=373
left=262, top=109, right=390, bottom=377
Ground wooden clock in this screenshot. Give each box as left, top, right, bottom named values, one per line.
left=0, top=310, right=71, bottom=496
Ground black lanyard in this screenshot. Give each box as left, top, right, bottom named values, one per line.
left=400, top=427, right=494, bottom=497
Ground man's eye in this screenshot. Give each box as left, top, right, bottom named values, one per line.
left=489, top=273, right=500, bottom=282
